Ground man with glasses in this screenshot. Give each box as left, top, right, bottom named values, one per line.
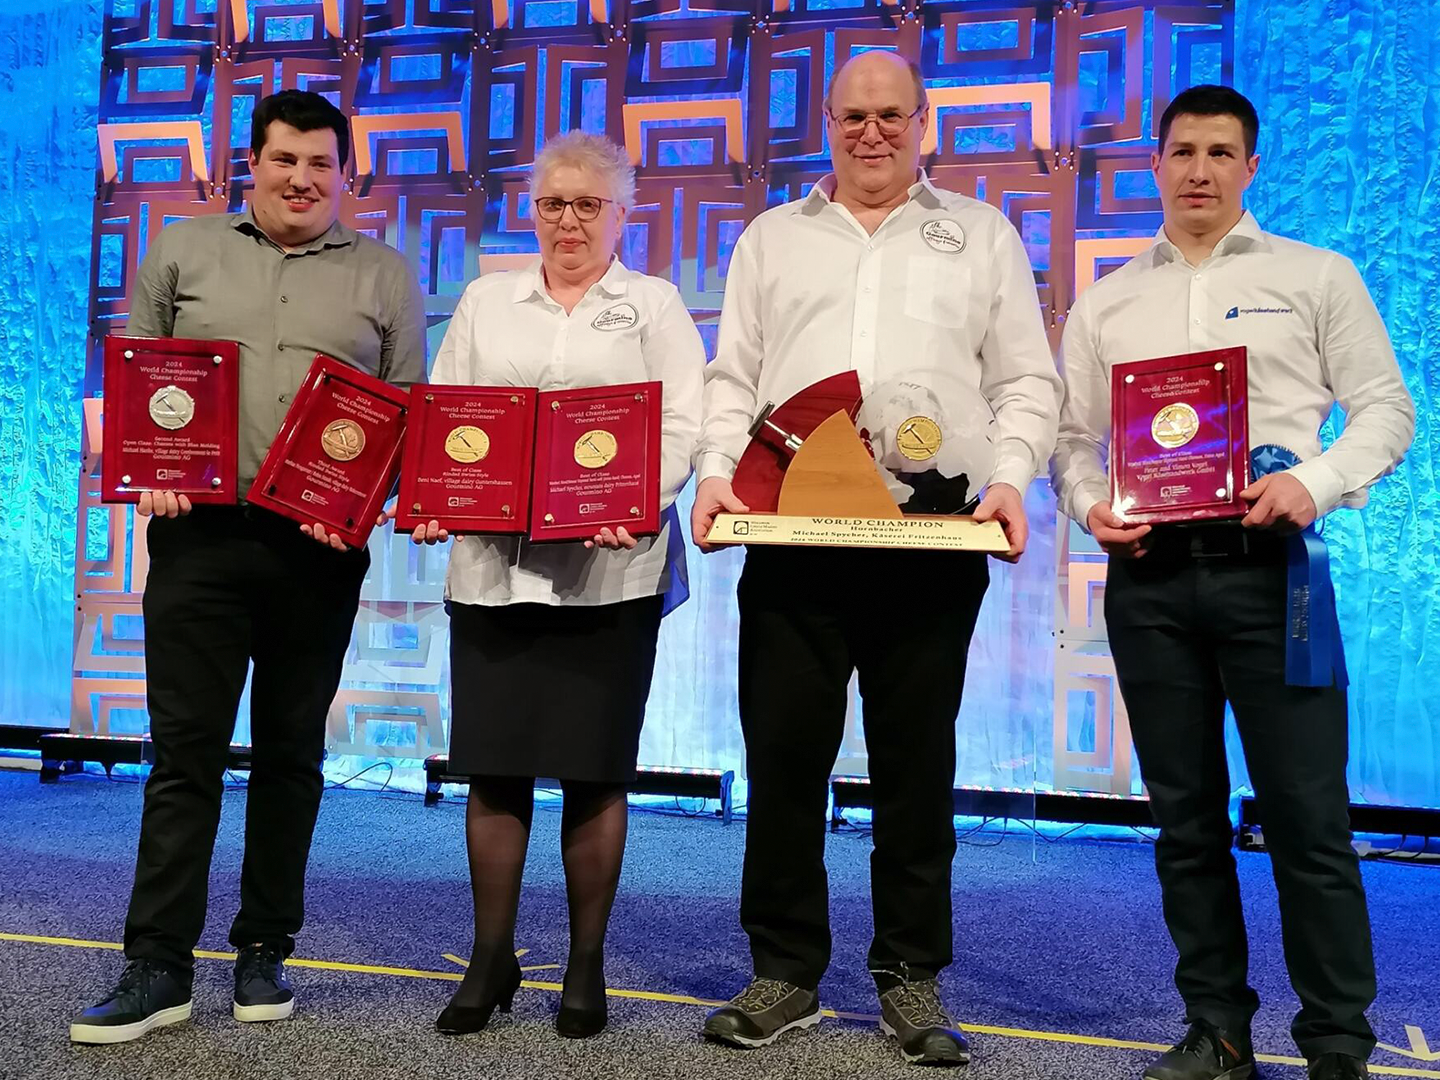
left=693, top=50, right=1061, bottom=1066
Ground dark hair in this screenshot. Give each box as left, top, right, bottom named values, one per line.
left=1158, top=84, right=1259, bottom=158
left=250, top=89, right=350, bottom=168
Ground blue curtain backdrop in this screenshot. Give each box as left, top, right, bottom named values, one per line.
left=0, top=0, right=101, bottom=728
left=1233, top=1, right=1440, bottom=807
left=0, top=0, right=1437, bottom=806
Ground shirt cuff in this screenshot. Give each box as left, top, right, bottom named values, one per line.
left=697, top=450, right=738, bottom=483
left=1068, top=488, right=1105, bottom=533
left=987, top=459, right=1035, bottom=497
left=1285, top=457, right=1347, bottom=519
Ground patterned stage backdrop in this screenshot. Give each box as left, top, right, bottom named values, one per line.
left=71, top=0, right=1228, bottom=795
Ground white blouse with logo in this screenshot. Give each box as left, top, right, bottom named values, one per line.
left=431, top=258, right=705, bottom=609
left=1051, top=211, right=1415, bottom=527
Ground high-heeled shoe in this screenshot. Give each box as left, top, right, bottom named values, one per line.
left=555, top=999, right=607, bottom=1038
left=435, top=960, right=522, bottom=1035
left=556, top=950, right=608, bottom=1038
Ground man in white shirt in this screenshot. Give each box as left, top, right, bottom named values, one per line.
left=1052, top=85, right=1413, bottom=1080
left=692, top=50, right=1061, bottom=1066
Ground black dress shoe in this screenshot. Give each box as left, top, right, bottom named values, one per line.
left=70, top=959, right=193, bottom=1045
left=436, top=960, right=522, bottom=1035
left=877, top=978, right=971, bottom=1066
left=702, top=977, right=821, bottom=1048
left=556, top=1002, right=607, bottom=1038
left=1144, top=1020, right=1256, bottom=1080
left=556, top=946, right=608, bottom=1038
left=1309, top=1054, right=1369, bottom=1079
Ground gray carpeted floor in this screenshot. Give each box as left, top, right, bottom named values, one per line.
left=1, top=768, right=1437, bottom=1080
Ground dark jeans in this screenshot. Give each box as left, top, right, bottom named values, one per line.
left=123, top=505, right=368, bottom=973
left=1105, top=529, right=1376, bottom=1060
left=736, top=546, right=989, bottom=990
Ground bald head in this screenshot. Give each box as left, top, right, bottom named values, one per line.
left=824, top=51, right=927, bottom=114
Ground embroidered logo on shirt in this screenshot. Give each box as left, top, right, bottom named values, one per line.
left=592, top=303, right=639, bottom=331
left=1225, top=305, right=1294, bottom=319
left=920, top=219, right=967, bottom=254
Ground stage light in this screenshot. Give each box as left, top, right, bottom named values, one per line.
left=1238, top=796, right=1440, bottom=851
left=423, top=755, right=736, bottom=823
left=33, top=732, right=253, bottom=781
left=829, top=776, right=1157, bottom=830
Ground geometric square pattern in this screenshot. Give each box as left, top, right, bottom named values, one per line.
left=80, top=0, right=1232, bottom=777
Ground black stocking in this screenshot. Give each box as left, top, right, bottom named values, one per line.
left=452, top=775, right=534, bottom=1008
left=558, top=780, right=629, bottom=1013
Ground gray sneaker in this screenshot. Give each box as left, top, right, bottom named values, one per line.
left=878, top=978, right=971, bottom=1066
left=702, top=977, right=821, bottom=1048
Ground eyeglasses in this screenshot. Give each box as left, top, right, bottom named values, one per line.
left=533, top=196, right=614, bottom=223
left=828, top=105, right=926, bottom=139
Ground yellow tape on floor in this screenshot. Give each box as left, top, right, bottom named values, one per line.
left=3, top=932, right=1436, bottom=1077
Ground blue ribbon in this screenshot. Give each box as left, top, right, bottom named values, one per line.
left=1249, top=445, right=1348, bottom=689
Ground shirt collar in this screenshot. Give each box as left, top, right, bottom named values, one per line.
left=909, top=170, right=947, bottom=209
left=232, top=206, right=356, bottom=253
left=511, top=256, right=630, bottom=304
left=802, top=169, right=939, bottom=214
left=1151, top=210, right=1269, bottom=265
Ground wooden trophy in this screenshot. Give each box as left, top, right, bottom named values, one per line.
left=706, top=373, right=1009, bottom=552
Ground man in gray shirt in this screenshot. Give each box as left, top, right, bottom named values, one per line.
left=70, top=90, right=426, bottom=1045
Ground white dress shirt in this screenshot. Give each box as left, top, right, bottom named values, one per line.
left=432, top=258, right=704, bottom=609
left=697, top=172, right=1062, bottom=493
left=1051, top=211, right=1415, bottom=527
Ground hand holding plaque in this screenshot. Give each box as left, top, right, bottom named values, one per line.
left=530, top=382, right=661, bottom=542
left=394, top=380, right=663, bottom=542
left=1109, top=347, right=1249, bottom=525
left=246, top=354, right=410, bottom=549
left=705, top=373, right=1010, bottom=552
left=100, top=335, right=240, bottom=504
left=395, top=386, right=537, bottom=535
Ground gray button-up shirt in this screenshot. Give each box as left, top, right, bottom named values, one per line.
left=125, top=208, right=428, bottom=493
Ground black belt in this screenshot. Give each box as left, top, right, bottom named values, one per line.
left=161, top=501, right=314, bottom=542
left=1150, top=522, right=1286, bottom=561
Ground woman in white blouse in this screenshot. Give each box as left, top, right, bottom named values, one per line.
left=413, top=132, right=704, bottom=1039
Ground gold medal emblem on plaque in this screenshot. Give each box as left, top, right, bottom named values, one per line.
left=148, top=385, right=196, bottom=431
left=1151, top=402, right=1200, bottom=449
left=574, top=429, right=618, bottom=469
left=445, top=425, right=490, bottom=463
left=895, top=415, right=943, bottom=461
left=321, top=419, right=366, bottom=461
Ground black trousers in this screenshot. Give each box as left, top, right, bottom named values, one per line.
left=736, top=546, right=989, bottom=991
left=1105, top=528, right=1375, bottom=1060
left=124, top=506, right=368, bottom=973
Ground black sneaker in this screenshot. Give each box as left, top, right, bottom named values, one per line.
left=877, top=978, right=971, bottom=1066
left=702, top=977, right=821, bottom=1048
left=70, top=959, right=193, bottom=1044
left=233, top=942, right=294, bottom=1023
left=1144, top=1020, right=1256, bottom=1080
left=1309, top=1054, right=1368, bottom=1079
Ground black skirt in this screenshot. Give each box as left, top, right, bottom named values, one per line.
left=447, top=596, right=665, bottom=783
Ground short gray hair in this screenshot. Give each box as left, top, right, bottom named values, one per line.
left=529, top=130, right=637, bottom=215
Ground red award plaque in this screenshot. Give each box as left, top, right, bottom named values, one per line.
left=529, top=381, right=662, bottom=542
left=100, top=335, right=240, bottom=504
left=1110, top=347, right=1250, bottom=525
left=246, top=354, right=410, bottom=548
left=395, top=385, right=537, bottom=535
